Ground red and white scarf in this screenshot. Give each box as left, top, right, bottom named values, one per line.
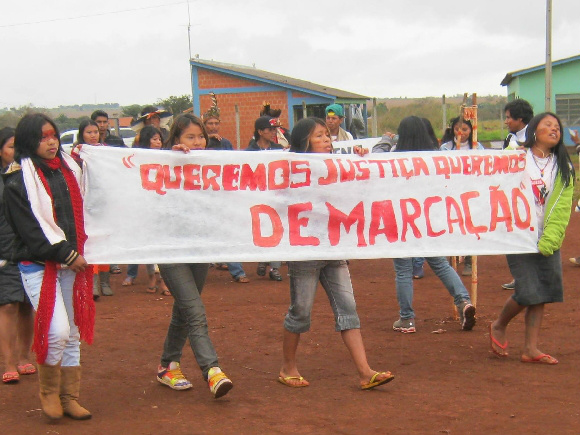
left=21, top=153, right=94, bottom=364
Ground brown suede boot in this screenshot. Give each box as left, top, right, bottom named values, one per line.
left=38, top=363, right=63, bottom=420
left=60, top=366, right=92, bottom=420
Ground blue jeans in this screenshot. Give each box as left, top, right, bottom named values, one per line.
left=284, top=260, right=360, bottom=334
left=127, top=264, right=155, bottom=280
left=226, top=262, right=246, bottom=279
left=393, top=257, right=471, bottom=319
left=158, top=263, right=218, bottom=379
left=20, top=268, right=80, bottom=366
left=412, top=257, right=425, bottom=268
left=259, top=261, right=281, bottom=269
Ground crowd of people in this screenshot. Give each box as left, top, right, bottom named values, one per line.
left=0, top=98, right=578, bottom=424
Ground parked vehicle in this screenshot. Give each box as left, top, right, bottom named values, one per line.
left=59, top=127, right=135, bottom=153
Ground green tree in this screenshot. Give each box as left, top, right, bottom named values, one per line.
left=157, top=95, right=192, bottom=115
left=122, top=104, right=143, bottom=119
left=376, top=102, right=388, bottom=116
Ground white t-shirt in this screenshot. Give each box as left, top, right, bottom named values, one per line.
left=505, top=125, right=528, bottom=150
left=526, top=149, right=557, bottom=237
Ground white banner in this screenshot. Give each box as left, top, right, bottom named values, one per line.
left=332, top=137, right=382, bottom=154
left=80, top=146, right=538, bottom=264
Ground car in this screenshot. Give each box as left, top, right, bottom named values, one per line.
left=111, top=127, right=136, bottom=147
left=59, top=127, right=135, bottom=154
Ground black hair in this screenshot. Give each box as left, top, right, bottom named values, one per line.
left=395, top=116, right=436, bottom=152
left=76, top=119, right=98, bottom=145
left=504, top=99, right=534, bottom=125
left=441, top=117, right=474, bottom=149
left=523, top=112, right=574, bottom=187
left=90, top=110, right=109, bottom=121
left=163, top=113, right=208, bottom=149
left=0, top=127, right=15, bottom=150
left=289, top=117, right=328, bottom=153
left=137, top=125, right=162, bottom=149
left=421, top=118, right=439, bottom=148
left=13, top=113, right=62, bottom=168
left=140, top=105, right=158, bottom=116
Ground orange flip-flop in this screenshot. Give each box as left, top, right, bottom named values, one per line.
left=278, top=375, right=309, bottom=388
left=489, top=324, right=508, bottom=357
left=361, top=371, right=395, bottom=390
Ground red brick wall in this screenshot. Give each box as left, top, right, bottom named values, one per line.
left=198, top=69, right=261, bottom=90
left=198, top=69, right=290, bottom=148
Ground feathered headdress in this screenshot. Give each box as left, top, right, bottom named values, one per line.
left=203, top=92, right=220, bottom=121
left=260, top=101, right=282, bottom=118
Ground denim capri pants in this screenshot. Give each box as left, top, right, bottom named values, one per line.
left=283, top=260, right=360, bottom=334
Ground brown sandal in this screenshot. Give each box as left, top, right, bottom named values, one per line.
left=146, top=286, right=158, bottom=294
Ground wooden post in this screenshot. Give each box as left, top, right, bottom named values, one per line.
left=302, top=101, right=307, bottom=120
left=372, top=97, right=378, bottom=137
left=442, top=94, right=447, bottom=133
left=470, top=93, right=478, bottom=307
left=545, top=0, right=553, bottom=111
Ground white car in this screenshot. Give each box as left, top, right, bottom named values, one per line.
left=59, top=127, right=135, bottom=154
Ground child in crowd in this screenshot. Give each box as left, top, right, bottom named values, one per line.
left=0, top=127, right=35, bottom=384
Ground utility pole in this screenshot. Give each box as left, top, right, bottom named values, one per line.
left=545, top=0, right=553, bottom=112
left=187, top=0, right=194, bottom=113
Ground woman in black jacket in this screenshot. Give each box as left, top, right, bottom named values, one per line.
left=0, top=127, right=35, bottom=384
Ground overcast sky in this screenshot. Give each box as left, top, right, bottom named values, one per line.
left=1, top=0, right=578, bottom=108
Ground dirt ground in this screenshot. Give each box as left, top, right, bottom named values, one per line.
left=2, top=216, right=580, bottom=435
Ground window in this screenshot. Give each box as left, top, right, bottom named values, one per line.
left=60, top=132, right=75, bottom=145
left=555, top=93, right=580, bottom=126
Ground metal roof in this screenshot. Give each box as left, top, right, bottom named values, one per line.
left=500, top=54, right=580, bottom=86
left=191, top=58, right=369, bottom=100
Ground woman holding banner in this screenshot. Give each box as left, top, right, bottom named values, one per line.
left=490, top=113, right=574, bottom=365
left=391, top=116, right=476, bottom=334
left=278, top=117, right=394, bottom=390
left=155, top=114, right=233, bottom=398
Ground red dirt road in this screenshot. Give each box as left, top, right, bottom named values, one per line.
left=2, top=215, right=580, bottom=435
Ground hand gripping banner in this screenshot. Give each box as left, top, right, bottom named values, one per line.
left=80, top=146, right=538, bottom=264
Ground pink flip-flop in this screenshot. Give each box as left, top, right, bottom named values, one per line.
left=521, top=353, right=558, bottom=365
left=17, top=363, right=36, bottom=375
left=3, top=371, right=19, bottom=383
left=489, top=324, right=508, bottom=357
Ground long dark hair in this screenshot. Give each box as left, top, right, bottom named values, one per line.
left=289, top=117, right=328, bottom=153
left=136, top=125, right=162, bottom=149
left=76, top=119, right=98, bottom=145
left=441, top=117, right=474, bottom=149
left=395, top=116, right=436, bottom=152
left=523, top=112, right=575, bottom=186
left=14, top=113, right=62, bottom=168
left=421, top=118, right=439, bottom=148
left=0, top=127, right=15, bottom=150
left=163, top=113, right=208, bottom=149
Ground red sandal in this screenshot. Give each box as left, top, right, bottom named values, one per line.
left=17, top=363, right=36, bottom=375
left=2, top=371, right=19, bottom=383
